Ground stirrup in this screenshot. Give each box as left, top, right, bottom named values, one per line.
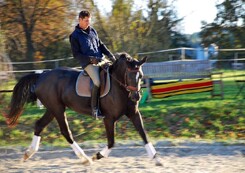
left=92, top=109, right=104, bottom=119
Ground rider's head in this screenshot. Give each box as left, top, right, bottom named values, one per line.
left=78, top=10, right=91, bottom=30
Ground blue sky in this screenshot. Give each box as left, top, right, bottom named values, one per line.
left=94, top=0, right=224, bottom=34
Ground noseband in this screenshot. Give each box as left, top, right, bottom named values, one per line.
left=102, top=66, right=141, bottom=93
left=124, top=67, right=141, bottom=92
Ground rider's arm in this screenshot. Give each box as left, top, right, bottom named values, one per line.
left=99, top=40, right=116, bottom=62
left=69, top=35, right=94, bottom=67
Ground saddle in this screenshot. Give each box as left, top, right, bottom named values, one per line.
left=75, top=68, right=110, bottom=98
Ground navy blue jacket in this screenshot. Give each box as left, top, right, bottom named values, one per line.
left=70, top=25, right=114, bottom=68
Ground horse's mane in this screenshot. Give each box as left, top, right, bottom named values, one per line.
left=114, top=52, right=134, bottom=62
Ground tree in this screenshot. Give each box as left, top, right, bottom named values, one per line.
left=201, top=0, right=245, bottom=49
left=91, top=0, right=182, bottom=59
left=107, top=0, right=135, bottom=52
left=0, top=0, right=74, bottom=70
left=144, top=0, right=181, bottom=51
left=136, top=0, right=182, bottom=61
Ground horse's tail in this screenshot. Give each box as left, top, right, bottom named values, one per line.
left=4, top=73, right=40, bottom=127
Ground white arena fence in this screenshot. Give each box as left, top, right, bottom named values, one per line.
left=1, top=47, right=245, bottom=82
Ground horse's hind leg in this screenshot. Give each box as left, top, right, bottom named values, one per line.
left=127, top=111, right=163, bottom=166
left=54, top=110, right=93, bottom=165
left=23, top=110, right=54, bottom=161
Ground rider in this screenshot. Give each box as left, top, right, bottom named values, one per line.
left=69, top=10, right=116, bottom=119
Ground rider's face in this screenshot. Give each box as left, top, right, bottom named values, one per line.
left=79, top=16, right=91, bottom=30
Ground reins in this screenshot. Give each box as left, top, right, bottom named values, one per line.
left=101, top=65, right=128, bottom=90
left=100, top=63, right=140, bottom=92
left=0, top=90, right=13, bottom=93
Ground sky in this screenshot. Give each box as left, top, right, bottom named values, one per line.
left=94, top=0, right=224, bottom=34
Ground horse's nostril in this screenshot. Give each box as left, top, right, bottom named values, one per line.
left=131, top=92, right=141, bottom=102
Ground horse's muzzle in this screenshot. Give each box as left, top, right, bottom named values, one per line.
left=130, top=91, right=141, bottom=102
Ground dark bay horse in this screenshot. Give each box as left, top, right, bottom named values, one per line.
left=4, top=53, right=162, bottom=166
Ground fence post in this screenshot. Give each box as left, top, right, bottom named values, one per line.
left=181, top=48, right=185, bottom=60
left=55, top=61, right=59, bottom=68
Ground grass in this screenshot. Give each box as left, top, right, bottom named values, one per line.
left=0, top=71, right=244, bottom=147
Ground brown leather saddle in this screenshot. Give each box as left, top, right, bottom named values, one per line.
left=75, top=68, right=110, bottom=97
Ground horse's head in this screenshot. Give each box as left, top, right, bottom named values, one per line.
left=113, top=53, right=147, bottom=102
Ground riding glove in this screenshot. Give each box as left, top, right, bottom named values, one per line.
left=90, top=56, right=101, bottom=64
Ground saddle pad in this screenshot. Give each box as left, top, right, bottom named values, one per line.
left=75, top=69, right=110, bottom=97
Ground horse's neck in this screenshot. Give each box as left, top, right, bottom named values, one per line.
left=110, top=65, right=127, bottom=90
left=110, top=63, right=126, bottom=80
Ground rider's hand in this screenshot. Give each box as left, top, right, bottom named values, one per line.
left=90, top=56, right=100, bottom=64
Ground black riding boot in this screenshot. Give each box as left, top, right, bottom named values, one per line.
left=91, top=85, right=104, bottom=119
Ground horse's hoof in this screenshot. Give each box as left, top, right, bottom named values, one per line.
left=81, top=158, right=93, bottom=165
left=154, top=157, right=163, bottom=166
left=82, top=160, right=93, bottom=165
left=78, top=155, right=93, bottom=165
left=23, top=152, right=30, bottom=161
left=155, top=161, right=163, bottom=166
left=23, top=148, right=35, bottom=161
left=92, top=152, right=104, bottom=161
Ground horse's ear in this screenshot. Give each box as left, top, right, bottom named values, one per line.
left=138, top=56, right=148, bottom=66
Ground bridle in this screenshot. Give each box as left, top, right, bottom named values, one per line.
left=102, top=65, right=142, bottom=93
left=124, top=67, right=141, bottom=92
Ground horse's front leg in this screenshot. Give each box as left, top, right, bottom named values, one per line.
left=93, top=118, right=115, bottom=160
left=127, top=111, right=163, bottom=166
